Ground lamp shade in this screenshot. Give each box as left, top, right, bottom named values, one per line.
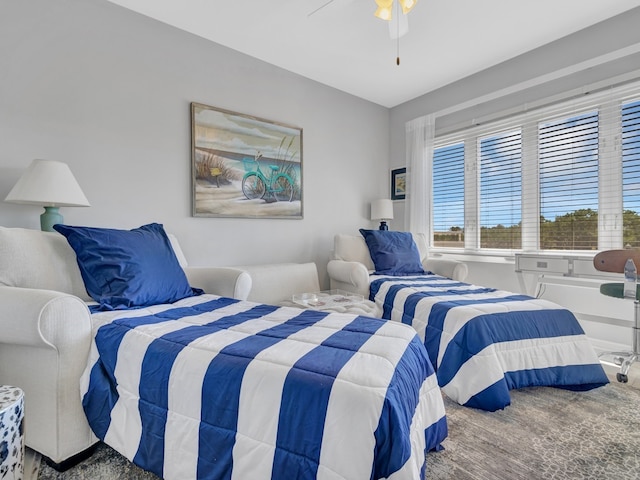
left=5, top=159, right=90, bottom=231
left=371, top=199, right=394, bottom=221
left=5, top=159, right=90, bottom=207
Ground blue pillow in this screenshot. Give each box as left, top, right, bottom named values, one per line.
left=54, top=223, right=201, bottom=311
left=359, top=229, right=425, bottom=275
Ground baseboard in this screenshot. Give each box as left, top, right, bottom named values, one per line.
left=589, top=337, right=631, bottom=353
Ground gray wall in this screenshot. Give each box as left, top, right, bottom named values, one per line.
left=0, top=0, right=390, bottom=288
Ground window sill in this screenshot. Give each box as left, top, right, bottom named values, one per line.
left=428, top=249, right=516, bottom=264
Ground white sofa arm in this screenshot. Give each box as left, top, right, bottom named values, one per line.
left=183, top=267, right=252, bottom=300
left=327, top=260, right=371, bottom=298
left=0, top=286, right=97, bottom=463
left=0, top=286, right=92, bottom=349
left=233, top=263, right=320, bottom=305
left=424, top=258, right=469, bottom=282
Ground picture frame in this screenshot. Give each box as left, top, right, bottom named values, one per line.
left=191, top=102, right=303, bottom=219
left=391, top=167, right=406, bottom=200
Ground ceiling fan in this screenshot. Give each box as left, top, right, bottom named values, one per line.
left=309, top=0, right=418, bottom=39
left=308, top=0, right=418, bottom=65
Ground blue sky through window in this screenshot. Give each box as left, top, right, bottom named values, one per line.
left=480, top=129, right=522, bottom=230
left=539, top=111, right=599, bottom=223
left=623, top=100, right=640, bottom=215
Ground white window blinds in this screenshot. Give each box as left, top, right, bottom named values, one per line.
left=623, top=98, right=640, bottom=247
left=479, top=130, right=522, bottom=249
left=538, top=110, right=599, bottom=250
left=432, top=142, right=465, bottom=248
left=431, top=80, right=640, bottom=254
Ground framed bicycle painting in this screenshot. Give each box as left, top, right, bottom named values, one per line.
left=391, top=167, right=406, bottom=200
left=191, top=102, right=303, bottom=219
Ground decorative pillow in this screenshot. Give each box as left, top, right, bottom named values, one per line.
left=359, top=229, right=425, bottom=275
left=53, top=223, right=201, bottom=310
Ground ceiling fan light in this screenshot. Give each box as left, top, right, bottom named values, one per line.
left=399, top=0, right=417, bottom=14
left=374, top=0, right=393, bottom=20
left=374, top=6, right=392, bottom=20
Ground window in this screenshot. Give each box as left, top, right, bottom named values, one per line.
left=479, top=130, right=522, bottom=249
left=430, top=81, right=640, bottom=254
left=539, top=111, right=599, bottom=250
left=432, top=142, right=464, bottom=248
left=623, top=99, right=640, bottom=247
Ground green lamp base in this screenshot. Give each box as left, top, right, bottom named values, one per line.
left=40, top=206, right=63, bottom=232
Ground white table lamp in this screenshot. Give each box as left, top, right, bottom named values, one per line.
left=371, top=199, right=394, bottom=230
left=5, top=159, right=90, bottom=231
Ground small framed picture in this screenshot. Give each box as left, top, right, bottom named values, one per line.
left=391, top=167, right=406, bottom=200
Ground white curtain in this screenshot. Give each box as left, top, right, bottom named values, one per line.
left=404, top=114, right=435, bottom=237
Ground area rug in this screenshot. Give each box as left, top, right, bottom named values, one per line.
left=426, top=379, right=640, bottom=479
left=33, top=378, right=640, bottom=479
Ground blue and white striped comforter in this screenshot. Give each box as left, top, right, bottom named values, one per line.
left=80, top=294, right=448, bottom=480
left=370, top=274, right=609, bottom=412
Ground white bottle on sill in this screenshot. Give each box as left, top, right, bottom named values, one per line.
left=624, top=258, right=637, bottom=299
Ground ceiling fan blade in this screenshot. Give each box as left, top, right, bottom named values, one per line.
left=308, top=0, right=336, bottom=17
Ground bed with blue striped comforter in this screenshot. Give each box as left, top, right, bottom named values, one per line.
left=80, top=294, right=447, bottom=480
left=370, top=274, right=609, bottom=412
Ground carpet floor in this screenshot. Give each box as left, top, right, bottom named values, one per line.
left=32, top=376, right=640, bottom=479
left=425, top=378, right=640, bottom=479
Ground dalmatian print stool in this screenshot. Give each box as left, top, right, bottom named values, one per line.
left=0, top=386, right=24, bottom=480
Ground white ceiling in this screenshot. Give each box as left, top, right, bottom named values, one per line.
left=106, top=0, right=640, bottom=108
